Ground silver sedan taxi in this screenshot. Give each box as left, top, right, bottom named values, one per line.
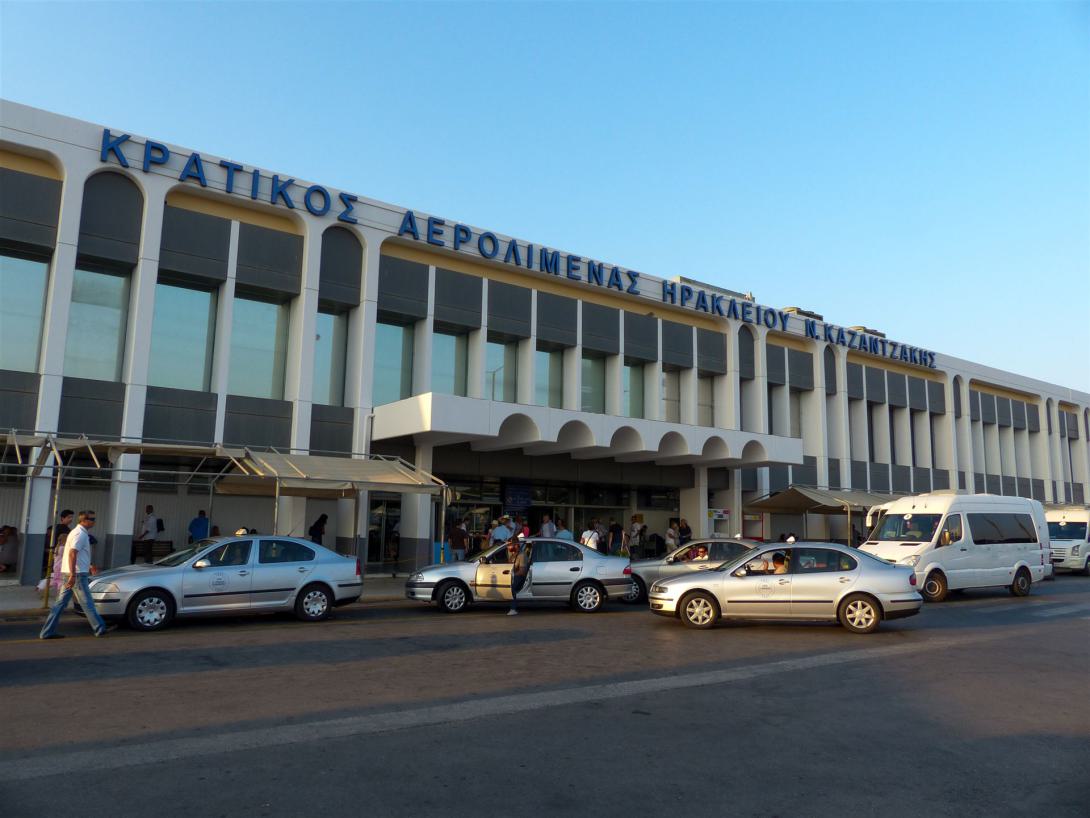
left=648, top=541, right=922, bottom=633
left=86, top=536, right=363, bottom=631
left=625, top=538, right=763, bottom=603
left=406, top=538, right=633, bottom=613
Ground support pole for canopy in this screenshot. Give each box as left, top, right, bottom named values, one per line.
left=352, top=490, right=360, bottom=558
left=273, top=478, right=281, bottom=535
left=846, top=504, right=852, bottom=548
left=41, top=445, right=64, bottom=609
left=438, top=488, right=448, bottom=564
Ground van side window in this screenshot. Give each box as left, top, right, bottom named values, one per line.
left=967, top=513, right=1038, bottom=545
left=937, top=515, right=963, bottom=547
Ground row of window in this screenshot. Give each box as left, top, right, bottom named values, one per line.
left=0, top=254, right=346, bottom=404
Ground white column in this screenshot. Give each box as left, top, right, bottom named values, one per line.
left=211, top=221, right=240, bottom=443
left=562, top=301, right=582, bottom=411
left=680, top=466, right=710, bottom=538
left=517, top=290, right=537, bottom=405
left=605, top=309, right=624, bottom=416
left=400, top=443, right=435, bottom=572
left=804, top=342, right=829, bottom=486
left=467, top=279, right=487, bottom=400
left=830, top=346, right=850, bottom=487
left=723, top=325, right=741, bottom=430
left=411, top=266, right=436, bottom=396
left=643, top=319, right=663, bottom=421
left=284, top=222, right=322, bottom=454
left=679, top=330, right=698, bottom=425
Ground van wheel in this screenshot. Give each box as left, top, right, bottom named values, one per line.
left=1081, top=558, right=1090, bottom=577
left=1009, top=568, right=1031, bottom=597
left=922, top=571, right=948, bottom=603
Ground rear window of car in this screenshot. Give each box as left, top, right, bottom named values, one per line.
left=259, top=539, right=315, bottom=563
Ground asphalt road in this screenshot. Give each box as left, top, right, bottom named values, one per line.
left=1, top=575, right=1088, bottom=817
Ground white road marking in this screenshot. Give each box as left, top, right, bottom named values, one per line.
left=1030, top=603, right=1090, bottom=618
left=970, top=601, right=1063, bottom=614
left=3, top=635, right=988, bottom=781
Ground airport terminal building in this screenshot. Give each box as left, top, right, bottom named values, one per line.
left=1, top=100, right=1088, bottom=584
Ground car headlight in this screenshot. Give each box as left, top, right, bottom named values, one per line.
left=651, top=584, right=671, bottom=595
left=91, top=582, right=119, bottom=594
left=1071, top=545, right=1080, bottom=555
left=899, top=556, right=920, bottom=567
left=409, top=572, right=424, bottom=582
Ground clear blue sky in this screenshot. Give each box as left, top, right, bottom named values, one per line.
left=2, top=1, right=1087, bottom=390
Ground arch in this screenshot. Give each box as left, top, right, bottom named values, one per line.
left=609, top=425, right=645, bottom=454
left=823, top=346, right=837, bottom=392
left=657, top=431, right=689, bottom=458
left=556, top=419, right=595, bottom=450
left=740, top=439, right=768, bottom=463
left=78, top=170, right=145, bottom=268
left=495, top=412, right=541, bottom=445
left=701, top=435, right=730, bottom=461
left=737, top=324, right=756, bottom=378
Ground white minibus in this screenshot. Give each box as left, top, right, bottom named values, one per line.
left=1045, top=506, right=1090, bottom=575
left=861, top=493, right=1048, bottom=602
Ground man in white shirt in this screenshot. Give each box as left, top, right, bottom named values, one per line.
left=40, top=510, right=114, bottom=638
left=134, top=504, right=161, bottom=563
left=580, top=525, right=600, bottom=551
left=538, top=514, right=557, bottom=539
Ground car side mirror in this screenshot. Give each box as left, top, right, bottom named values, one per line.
left=733, top=567, right=747, bottom=578
left=665, top=556, right=675, bottom=564
left=194, top=558, right=211, bottom=570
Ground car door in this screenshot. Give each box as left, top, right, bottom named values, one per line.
left=528, top=540, right=583, bottom=599
left=180, top=539, right=254, bottom=612
left=790, top=548, right=857, bottom=620
left=474, top=552, right=514, bottom=601
left=719, top=548, right=793, bottom=617
left=251, top=539, right=316, bottom=609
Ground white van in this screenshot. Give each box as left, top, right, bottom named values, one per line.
left=860, top=493, right=1048, bottom=602
left=1045, top=506, right=1090, bottom=575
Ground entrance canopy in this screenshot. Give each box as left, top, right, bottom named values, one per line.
left=216, top=451, right=445, bottom=498
left=747, top=485, right=892, bottom=515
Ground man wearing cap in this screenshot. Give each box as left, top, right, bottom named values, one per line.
left=491, top=515, right=513, bottom=545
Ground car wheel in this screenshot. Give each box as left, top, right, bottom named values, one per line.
left=1082, top=558, right=1090, bottom=577
left=921, top=571, right=948, bottom=603
left=295, top=583, right=333, bottom=621
left=679, top=592, right=719, bottom=629
left=839, top=593, right=881, bottom=634
left=437, top=580, right=470, bottom=613
left=126, top=589, right=175, bottom=632
left=1009, top=568, right=1031, bottom=597
left=621, top=576, right=646, bottom=605
left=571, top=581, right=604, bottom=613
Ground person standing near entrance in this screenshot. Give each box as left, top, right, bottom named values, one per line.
left=40, top=510, right=114, bottom=639
left=43, top=509, right=74, bottom=573
left=608, top=518, right=625, bottom=554
left=187, top=509, right=210, bottom=544
left=507, top=538, right=532, bottom=616
left=134, top=504, right=160, bottom=563
left=580, top=521, right=600, bottom=551
left=665, top=522, right=680, bottom=550
left=491, top=515, right=513, bottom=545
left=308, top=514, right=328, bottom=546
left=678, top=518, right=693, bottom=545
left=555, top=519, right=574, bottom=540
left=450, top=518, right=469, bottom=561
left=538, top=513, right=556, bottom=539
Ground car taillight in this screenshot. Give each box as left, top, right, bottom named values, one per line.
left=355, top=557, right=361, bottom=577
left=623, top=565, right=632, bottom=575
left=908, top=573, right=917, bottom=586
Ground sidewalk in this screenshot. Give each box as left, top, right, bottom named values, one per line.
left=0, top=575, right=408, bottom=617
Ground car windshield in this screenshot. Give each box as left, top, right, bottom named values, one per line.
left=153, top=539, right=218, bottom=567
left=873, top=514, right=942, bottom=543
left=1048, top=521, right=1087, bottom=540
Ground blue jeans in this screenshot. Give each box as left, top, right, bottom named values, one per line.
left=40, top=573, right=106, bottom=637
left=510, top=573, right=527, bottom=610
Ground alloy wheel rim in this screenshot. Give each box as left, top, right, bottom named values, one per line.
left=577, top=586, right=600, bottom=609
left=136, top=597, right=166, bottom=626
left=304, top=590, right=328, bottom=616
left=444, top=586, right=466, bottom=610
left=846, top=600, right=875, bottom=628
left=623, top=582, right=640, bottom=602
left=685, top=597, right=713, bottom=625
left=924, top=579, right=941, bottom=597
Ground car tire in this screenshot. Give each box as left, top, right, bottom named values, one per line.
left=570, top=581, right=604, bottom=613
left=621, top=576, right=647, bottom=605
left=1081, top=558, right=1090, bottom=577
left=838, top=593, right=882, bottom=634
left=126, top=588, right=175, bottom=632
left=1009, top=568, right=1031, bottom=597
left=678, top=591, right=719, bottom=629
left=437, top=580, right=470, bottom=613
left=295, top=583, right=333, bottom=622
left=921, top=571, right=948, bottom=603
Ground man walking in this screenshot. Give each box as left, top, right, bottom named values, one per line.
left=40, top=510, right=114, bottom=639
